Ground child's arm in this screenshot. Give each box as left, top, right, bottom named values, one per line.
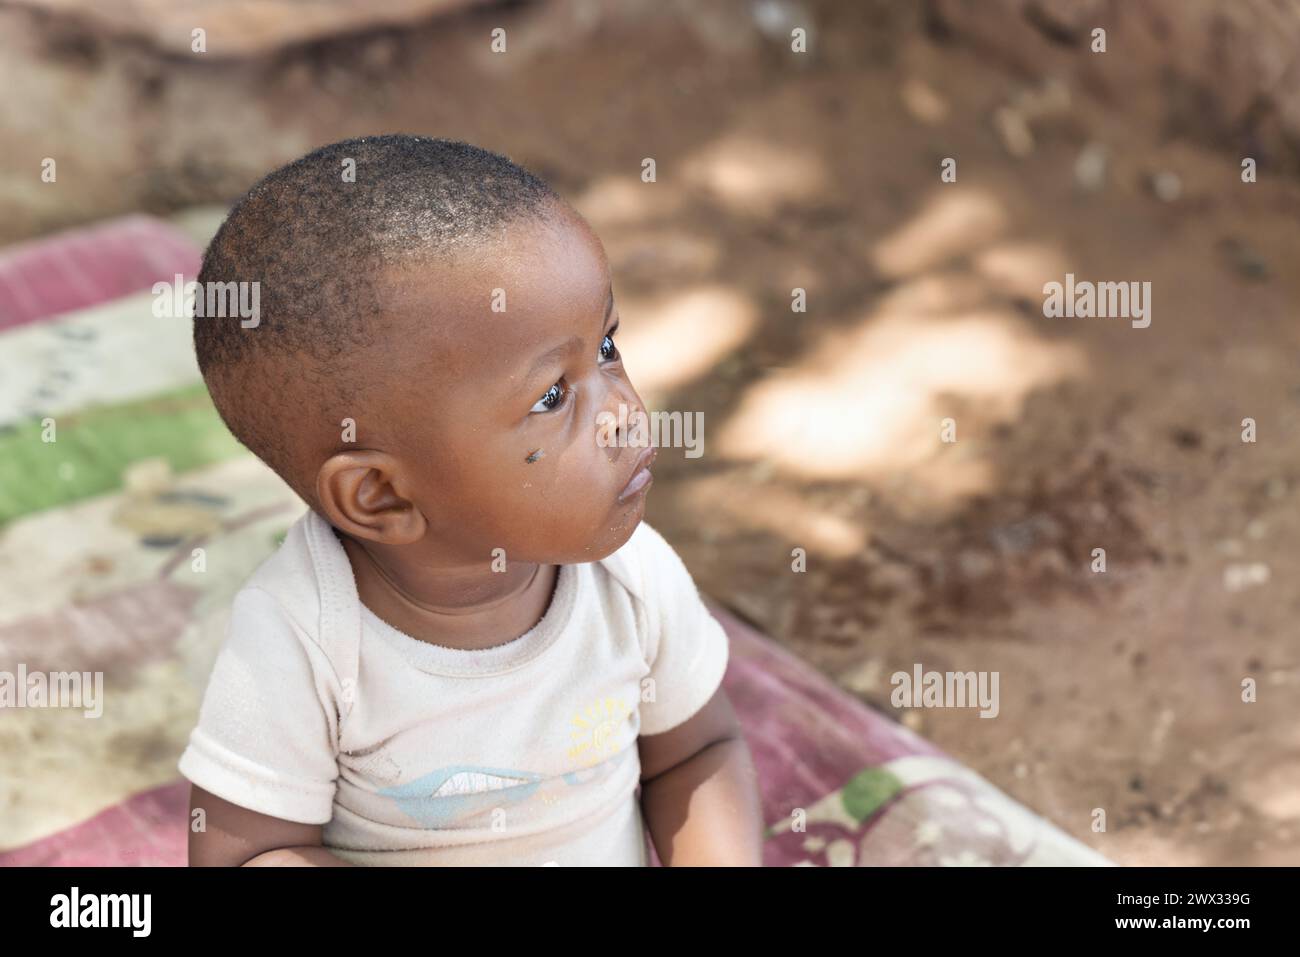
left=179, top=587, right=351, bottom=866
left=638, top=684, right=765, bottom=866
left=187, top=784, right=355, bottom=867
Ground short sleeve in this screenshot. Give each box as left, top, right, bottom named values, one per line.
left=634, top=523, right=730, bottom=736
left=177, top=586, right=341, bottom=824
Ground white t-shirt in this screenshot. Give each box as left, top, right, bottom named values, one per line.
left=177, top=508, right=730, bottom=866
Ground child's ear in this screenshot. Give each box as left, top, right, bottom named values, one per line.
left=315, top=450, right=426, bottom=545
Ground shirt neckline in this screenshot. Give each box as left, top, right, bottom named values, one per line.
left=306, top=509, right=579, bottom=678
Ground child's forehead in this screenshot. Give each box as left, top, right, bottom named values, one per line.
left=393, top=206, right=603, bottom=306
left=375, top=216, right=611, bottom=391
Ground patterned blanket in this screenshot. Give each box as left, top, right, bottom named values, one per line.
left=0, top=215, right=1110, bottom=866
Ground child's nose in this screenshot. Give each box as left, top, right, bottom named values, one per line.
left=595, top=381, right=648, bottom=449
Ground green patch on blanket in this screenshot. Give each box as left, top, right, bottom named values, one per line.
left=0, top=384, right=245, bottom=526
left=842, top=767, right=905, bottom=822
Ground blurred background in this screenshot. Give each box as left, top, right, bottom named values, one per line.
left=1, top=0, right=1298, bottom=866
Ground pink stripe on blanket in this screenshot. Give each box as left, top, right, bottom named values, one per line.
left=711, top=598, right=945, bottom=794
left=0, top=580, right=200, bottom=675
left=0, top=780, right=189, bottom=867
left=0, top=215, right=201, bottom=333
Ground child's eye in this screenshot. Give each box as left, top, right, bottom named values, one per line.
left=530, top=381, right=570, bottom=414
left=530, top=331, right=618, bottom=414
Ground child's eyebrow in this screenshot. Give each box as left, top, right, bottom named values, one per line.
left=520, top=287, right=616, bottom=386
left=523, top=335, right=582, bottom=383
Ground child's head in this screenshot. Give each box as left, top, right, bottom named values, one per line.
left=195, top=134, right=654, bottom=565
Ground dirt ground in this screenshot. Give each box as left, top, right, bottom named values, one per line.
left=3, top=0, right=1298, bottom=864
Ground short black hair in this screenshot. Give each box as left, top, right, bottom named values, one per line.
left=193, top=134, right=561, bottom=509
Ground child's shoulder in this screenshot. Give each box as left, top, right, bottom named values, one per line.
left=594, top=519, right=687, bottom=605
left=233, top=507, right=330, bottom=636
left=192, top=509, right=349, bottom=706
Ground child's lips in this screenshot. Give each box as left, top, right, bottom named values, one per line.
left=616, top=446, right=657, bottom=503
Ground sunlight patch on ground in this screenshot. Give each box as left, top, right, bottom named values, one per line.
left=618, top=285, right=758, bottom=394
left=974, top=239, right=1071, bottom=300
left=682, top=134, right=827, bottom=215
left=1240, top=758, right=1300, bottom=821
left=573, top=174, right=687, bottom=226
left=872, top=189, right=1007, bottom=278
left=716, top=273, right=1088, bottom=504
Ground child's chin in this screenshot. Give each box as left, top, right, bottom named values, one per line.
left=577, top=501, right=646, bottom=562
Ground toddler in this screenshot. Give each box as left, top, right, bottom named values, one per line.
left=178, top=135, right=764, bottom=866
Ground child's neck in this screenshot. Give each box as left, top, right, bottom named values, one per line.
left=337, top=531, right=560, bottom=652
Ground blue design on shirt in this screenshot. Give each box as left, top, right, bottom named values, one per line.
left=380, top=765, right=543, bottom=827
